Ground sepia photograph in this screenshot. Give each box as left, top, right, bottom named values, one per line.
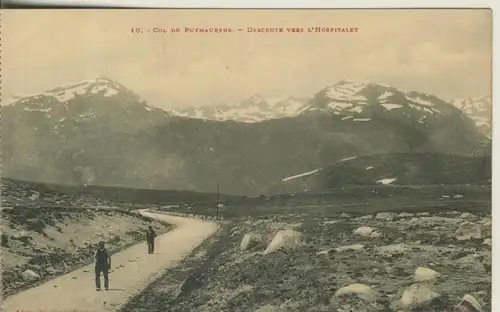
left=0, top=8, right=493, bottom=312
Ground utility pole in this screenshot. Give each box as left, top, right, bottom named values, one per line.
left=216, top=183, right=220, bottom=221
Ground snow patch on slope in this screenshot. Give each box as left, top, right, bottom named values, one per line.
left=377, top=178, right=397, bottom=185
left=282, top=169, right=322, bottom=182
left=381, top=104, right=403, bottom=111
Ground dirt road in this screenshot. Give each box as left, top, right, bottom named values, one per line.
left=2, top=209, right=219, bottom=312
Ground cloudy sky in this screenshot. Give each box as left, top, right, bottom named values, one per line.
left=3, top=9, right=492, bottom=108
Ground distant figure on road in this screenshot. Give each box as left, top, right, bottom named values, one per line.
left=94, top=241, right=111, bottom=291
left=146, top=226, right=156, bottom=254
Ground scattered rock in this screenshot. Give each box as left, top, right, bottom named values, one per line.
left=353, top=226, right=375, bottom=237
left=398, top=212, right=414, bottom=218
left=455, top=294, right=484, bottom=312
left=240, top=232, right=263, bottom=251
left=21, top=270, right=41, bottom=281
left=459, top=213, right=477, bottom=220
left=375, top=212, right=397, bottom=221
left=356, top=215, right=373, bottom=221
left=335, top=244, right=365, bottom=252
left=263, top=230, right=302, bottom=255
left=334, top=283, right=380, bottom=302
left=455, top=222, right=482, bottom=241
left=340, top=213, right=351, bottom=218
left=370, top=231, right=383, bottom=239
left=417, top=212, right=430, bottom=217
left=316, top=249, right=331, bottom=255
left=400, top=284, right=441, bottom=310
left=230, top=230, right=241, bottom=238
left=414, top=267, right=441, bottom=283
left=481, top=238, right=491, bottom=247
left=323, top=220, right=340, bottom=225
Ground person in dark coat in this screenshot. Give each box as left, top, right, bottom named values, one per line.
left=94, top=241, right=111, bottom=291
left=146, top=226, right=156, bottom=254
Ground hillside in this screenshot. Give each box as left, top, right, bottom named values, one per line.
left=267, top=153, right=491, bottom=195
left=2, top=78, right=491, bottom=196
left=1, top=178, right=173, bottom=297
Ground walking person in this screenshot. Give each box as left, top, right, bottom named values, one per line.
left=146, top=226, right=156, bottom=254
left=94, top=241, right=111, bottom=291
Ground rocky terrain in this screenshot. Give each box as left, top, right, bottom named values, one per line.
left=0, top=179, right=173, bottom=297
left=122, top=209, right=492, bottom=312
left=2, top=78, right=491, bottom=196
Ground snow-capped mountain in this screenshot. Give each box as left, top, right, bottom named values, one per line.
left=166, top=94, right=309, bottom=123
left=297, top=80, right=464, bottom=126
left=452, top=95, right=492, bottom=138
left=3, top=77, right=490, bottom=196
left=3, top=77, right=170, bottom=137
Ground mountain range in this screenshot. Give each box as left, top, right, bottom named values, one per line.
left=165, top=84, right=491, bottom=135
left=2, top=77, right=491, bottom=196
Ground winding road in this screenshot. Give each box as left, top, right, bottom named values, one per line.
left=2, top=209, right=219, bottom=312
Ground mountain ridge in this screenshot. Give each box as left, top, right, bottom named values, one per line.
left=2, top=77, right=491, bottom=196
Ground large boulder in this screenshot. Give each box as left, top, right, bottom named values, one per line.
left=455, top=294, right=484, bottom=312
left=399, top=284, right=441, bottom=310
left=263, top=230, right=302, bottom=255
left=413, top=267, right=441, bottom=283
left=353, top=227, right=375, bottom=237
left=334, top=283, right=380, bottom=302
left=240, top=232, right=263, bottom=251
left=21, top=269, right=41, bottom=281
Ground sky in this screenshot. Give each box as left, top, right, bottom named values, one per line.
left=2, top=9, right=492, bottom=108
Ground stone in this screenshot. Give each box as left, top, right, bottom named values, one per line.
left=335, top=244, right=365, bottom=252
left=263, top=230, right=302, bottom=255
left=334, top=283, right=380, bottom=302
left=400, top=284, right=441, bottom=310
left=240, top=232, right=263, bottom=251
left=353, top=227, right=375, bottom=237
left=21, top=270, right=41, bottom=281
left=413, top=267, right=441, bottom=283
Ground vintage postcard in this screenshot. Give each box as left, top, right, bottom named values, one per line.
left=0, top=8, right=492, bottom=312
